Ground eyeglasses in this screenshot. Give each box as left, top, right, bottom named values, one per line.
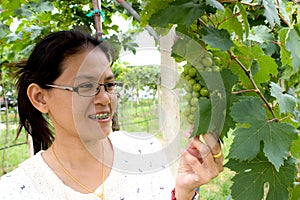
left=46, top=82, right=123, bottom=97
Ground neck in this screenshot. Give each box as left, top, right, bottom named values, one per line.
left=41, top=136, right=114, bottom=195
left=51, top=136, right=113, bottom=169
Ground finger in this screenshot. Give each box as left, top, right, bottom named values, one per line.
left=181, top=150, right=216, bottom=185
left=202, top=132, right=221, bottom=155
left=190, top=137, right=211, bottom=160
left=192, top=136, right=224, bottom=172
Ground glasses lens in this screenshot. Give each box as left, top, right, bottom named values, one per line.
left=106, top=82, right=123, bottom=94
left=77, top=82, right=98, bottom=96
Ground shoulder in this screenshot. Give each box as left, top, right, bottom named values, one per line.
left=0, top=152, right=44, bottom=199
left=0, top=162, right=31, bottom=199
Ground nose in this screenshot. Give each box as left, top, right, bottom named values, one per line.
left=94, top=85, right=110, bottom=105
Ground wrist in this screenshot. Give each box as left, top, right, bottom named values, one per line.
left=171, top=187, right=199, bottom=200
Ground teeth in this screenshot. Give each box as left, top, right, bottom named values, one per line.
left=89, top=113, right=110, bottom=120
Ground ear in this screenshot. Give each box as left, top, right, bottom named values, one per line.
left=27, top=83, right=49, bottom=114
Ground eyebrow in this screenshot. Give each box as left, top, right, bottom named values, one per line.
left=74, top=74, right=116, bottom=82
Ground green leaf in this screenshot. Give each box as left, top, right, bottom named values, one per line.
left=218, top=7, right=243, bottom=40
left=263, top=0, right=280, bottom=27
left=14, top=7, right=33, bottom=17
left=236, top=2, right=250, bottom=38
left=219, top=68, right=238, bottom=138
left=290, top=135, right=300, bottom=158
left=191, top=98, right=211, bottom=137
left=248, top=25, right=273, bottom=43
left=278, top=28, right=292, bottom=67
left=278, top=0, right=290, bottom=26
left=206, top=0, right=224, bottom=11
left=270, top=82, right=297, bottom=114
left=0, top=24, right=10, bottom=39
left=254, top=54, right=278, bottom=82
left=149, top=1, right=205, bottom=26
left=231, top=45, right=278, bottom=86
left=2, top=0, right=20, bottom=10
left=202, top=26, right=234, bottom=51
left=37, top=1, right=54, bottom=12
left=289, top=184, right=300, bottom=200
left=286, top=29, right=300, bottom=71
left=229, top=97, right=298, bottom=171
left=226, top=156, right=297, bottom=200
left=172, top=33, right=206, bottom=66
left=140, top=0, right=173, bottom=27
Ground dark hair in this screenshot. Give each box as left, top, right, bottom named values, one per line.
left=15, top=30, right=112, bottom=154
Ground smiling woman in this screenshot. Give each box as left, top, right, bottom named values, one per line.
left=0, top=30, right=224, bottom=200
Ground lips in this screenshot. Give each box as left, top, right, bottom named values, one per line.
left=88, top=112, right=111, bottom=120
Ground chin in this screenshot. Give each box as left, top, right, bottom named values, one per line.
left=99, top=124, right=112, bottom=137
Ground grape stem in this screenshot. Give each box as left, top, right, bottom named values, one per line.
left=232, top=89, right=258, bottom=94
left=228, top=50, right=279, bottom=122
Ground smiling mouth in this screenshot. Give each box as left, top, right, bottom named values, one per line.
left=88, top=112, right=110, bottom=120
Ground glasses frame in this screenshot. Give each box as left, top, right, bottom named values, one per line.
left=45, top=82, right=123, bottom=97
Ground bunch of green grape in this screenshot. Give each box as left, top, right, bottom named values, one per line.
left=181, top=51, right=220, bottom=124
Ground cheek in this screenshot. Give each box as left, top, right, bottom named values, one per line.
left=110, top=95, right=118, bottom=112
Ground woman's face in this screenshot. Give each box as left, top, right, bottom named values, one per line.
left=46, top=47, right=118, bottom=142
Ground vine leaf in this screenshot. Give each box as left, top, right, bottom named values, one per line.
left=190, top=97, right=211, bottom=137
left=278, top=28, right=291, bottom=67
left=263, top=0, right=280, bottom=27
left=290, top=136, right=300, bottom=158
left=149, top=1, right=205, bottom=26
left=206, top=0, right=224, bottom=11
left=248, top=25, right=273, bottom=44
left=140, top=0, right=173, bottom=27
left=231, top=45, right=278, bottom=87
left=286, top=29, right=300, bottom=71
left=236, top=2, right=249, bottom=38
left=289, top=184, right=300, bottom=200
left=219, top=8, right=243, bottom=40
left=226, top=155, right=297, bottom=200
left=270, top=82, right=297, bottom=114
left=229, top=97, right=298, bottom=171
left=2, top=0, right=20, bottom=10
left=202, top=26, right=234, bottom=51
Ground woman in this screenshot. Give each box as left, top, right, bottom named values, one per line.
left=0, top=30, right=224, bottom=199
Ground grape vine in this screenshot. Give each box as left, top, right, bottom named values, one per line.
left=142, top=0, right=300, bottom=199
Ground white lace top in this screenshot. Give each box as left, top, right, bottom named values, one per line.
left=0, top=131, right=175, bottom=200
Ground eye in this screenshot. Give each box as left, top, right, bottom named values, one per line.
left=105, top=82, right=116, bottom=91
left=78, top=82, right=97, bottom=91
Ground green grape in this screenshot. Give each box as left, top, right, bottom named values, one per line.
left=200, top=87, right=209, bottom=97
left=192, top=83, right=201, bottom=92
left=188, top=79, right=196, bottom=87
left=192, top=91, right=200, bottom=98
left=195, top=63, right=205, bottom=72
left=188, top=67, right=197, bottom=77
left=202, top=57, right=213, bottom=67
left=190, top=106, right=197, bottom=113
left=190, top=97, right=198, bottom=106
left=212, top=65, right=220, bottom=72
left=183, top=64, right=192, bottom=73
left=184, top=85, right=192, bottom=92
left=188, top=114, right=195, bottom=123
left=183, top=107, right=191, bottom=117
left=205, top=51, right=213, bottom=58
left=184, top=92, right=192, bottom=101
left=213, top=57, right=221, bottom=66
left=185, top=74, right=192, bottom=80
left=204, top=67, right=212, bottom=72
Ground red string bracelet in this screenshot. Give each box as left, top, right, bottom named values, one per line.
left=171, top=188, right=199, bottom=200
